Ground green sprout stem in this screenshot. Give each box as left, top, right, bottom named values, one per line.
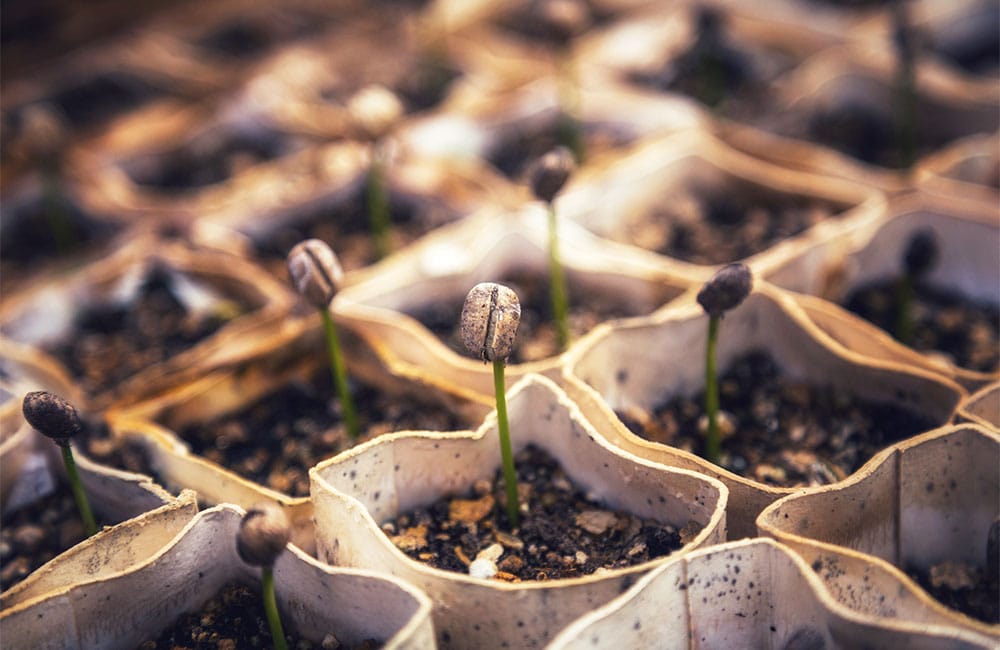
left=366, top=148, right=391, bottom=260
left=492, top=358, right=519, bottom=528
left=547, top=203, right=570, bottom=351
left=61, top=444, right=97, bottom=537
left=704, top=314, right=722, bottom=465
left=322, top=309, right=360, bottom=439
left=556, top=54, right=585, bottom=164
left=894, top=274, right=916, bottom=345
left=261, top=566, right=288, bottom=650
left=42, top=162, right=74, bottom=254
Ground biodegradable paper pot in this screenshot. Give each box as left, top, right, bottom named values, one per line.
left=560, top=280, right=966, bottom=539
left=775, top=190, right=999, bottom=389
left=556, top=128, right=886, bottom=291
left=310, top=374, right=727, bottom=649
left=547, top=537, right=994, bottom=650
left=334, top=204, right=695, bottom=411
left=1, top=490, right=198, bottom=611
left=105, top=313, right=487, bottom=553
left=957, top=382, right=1000, bottom=430
left=719, top=42, right=1000, bottom=191
left=757, top=424, right=1000, bottom=640
left=0, top=234, right=295, bottom=410
left=0, top=504, right=437, bottom=650
left=916, top=132, right=999, bottom=205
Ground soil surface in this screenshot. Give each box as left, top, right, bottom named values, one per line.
left=384, top=444, right=697, bottom=581
left=176, top=368, right=467, bottom=497
left=0, top=483, right=95, bottom=592
left=45, top=263, right=252, bottom=401
left=908, top=560, right=999, bottom=625
left=844, top=279, right=999, bottom=373
left=252, top=187, right=452, bottom=275
left=616, top=349, right=939, bottom=487
left=136, top=580, right=381, bottom=649
left=615, top=179, right=843, bottom=265
left=406, top=269, right=667, bottom=364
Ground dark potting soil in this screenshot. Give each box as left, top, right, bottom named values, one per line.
left=253, top=187, right=447, bottom=275
left=45, top=263, right=251, bottom=400
left=616, top=349, right=939, bottom=487
left=844, top=279, right=1000, bottom=373
left=493, top=0, right=613, bottom=47
left=406, top=269, right=666, bottom=364
left=136, top=581, right=381, bottom=650
left=42, top=71, right=170, bottom=131
left=176, top=368, right=466, bottom=498
left=384, top=444, right=695, bottom=581
left=621, top=179, right=843, bottom=265
left=628, top=22, right=795, bottom=119
left=122, top=127, right=303, bottom=192
left=0, top=483, right=100, bottom=592
left=0, top=188, right=122, bottom=293
left=907, top=560, right=999, bottom=625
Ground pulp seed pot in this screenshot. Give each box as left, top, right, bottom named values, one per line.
left=310, top=374, right=727, bottom=649
left=758, top=423, right=999, bottom=640
left=780, top=189, right=999, bottom=390
left=333, top=204, right=694, bottom=411
left=0, top=504, right=436, bottom=650
left=547, top=537, right=994, bottom=650
left=561, top=279, right=965, bottom=538
left=0, top=234, right=295, bottom=410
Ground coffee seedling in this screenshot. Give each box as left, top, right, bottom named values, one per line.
left=21, top=104, right=75, bottom=252
left=696, top=263, right=752, bottom=464
left=461, top=282, right=522, bottom=527
left=22, top=391, right=97, bottom=537
left=895, top=228, right=938, bottom=345
left=538, top=0, right=590, bottom=162
left=348, top=85, right=404, bottom=260
left=528, top=146, right=576, bottom=351
left=288, top=239, right=359, bottom=438
left=237, top=502, right=292, bottom=650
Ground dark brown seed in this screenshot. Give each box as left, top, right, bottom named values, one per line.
left=22, top=391, right=81, bottom=447
left=903, top=229, right=939, bottom=279
left=528, top=147, right=576, bottom=204
left=287, top=239, right=344, bottom=309
left=236, top=502, right=291, bottom=568
left=697, top=263, right=753, bottom=317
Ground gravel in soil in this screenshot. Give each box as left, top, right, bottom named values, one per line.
left=46, top=262, right=252, bottom=400
left=175, top=369, right=467, bottom=497
left=618, top=179, right=843, bottom=265
left=136, top=580, right=381, bottom=650
left=383, top=444, right=698, bottom=581
left=844, top=279, right=1000, bottom=373
left=0, top=483, right=96, bottom=592
left=616, top=349, right=940, bottom=487
left=406, top=269, right=667, bottom=364
left=907, top=560, right=999, bottom=625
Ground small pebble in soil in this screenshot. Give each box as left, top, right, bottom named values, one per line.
left=384, top=444, right=696, bottom=580
left=135, top=581, right=382, bottom=649
left=617, top=349, right=939, bottom=488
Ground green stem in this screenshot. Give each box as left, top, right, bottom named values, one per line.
left=704, top=315, right=721, bottom=465
left=556, top=52, right=585, bottom=164
left=61, top=444, right=97, bottom=537
left=547, top=203, right=570, bottom=351
left=262, top=566, right=288, bottom=650
left=894, top=274, right=915, bottom=345
left=493, top=358, right=519, bottom=528
left=42, top=162, right=74, bottom=254
left=322, top=309, right=360, bottom=439
left=367, top=147, right=390, bottom=260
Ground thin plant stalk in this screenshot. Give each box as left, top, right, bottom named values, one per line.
left=894, top=274, right=916, bottom=345
left=61, top=444, right=97, bottom=537
left=261, top=566, right=288, bottom=650
left=704, top=315, right=721, bottom=465
left=556, top=53, right=585, bottom=164
left=42, top=161, right=74, bottom=254
left=367, top=149, right=391, bottom=260
left=547, top=203, right=570, bottom=350
left=493, top=358, right=519, bottom=528
left=322, top=309, right=360, bottom=439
